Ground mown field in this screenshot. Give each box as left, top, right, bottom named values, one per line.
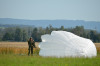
left=0, top=42, right=100, bottom=66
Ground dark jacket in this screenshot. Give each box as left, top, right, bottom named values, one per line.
left=28, top=40, right=35, bottom=47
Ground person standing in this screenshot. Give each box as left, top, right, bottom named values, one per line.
left=28, top=37, right=35, bottom=55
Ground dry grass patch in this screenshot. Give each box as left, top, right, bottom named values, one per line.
left=0, top=42, right=39, bottom=54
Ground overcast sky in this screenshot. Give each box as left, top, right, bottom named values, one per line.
left=0, top=0, right=100, bottom=21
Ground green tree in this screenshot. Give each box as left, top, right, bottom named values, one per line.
left=31, top=28, right=38, bottom=41
left=15, top=28, right=23, bottom=41
left=89, top=30, right=98, bottom=42
left=60, top=26, right=64, bottom=30
left=97, top=34, right=100, bottom=42
left=72, top=26, right=84, bottom=36
left=2, top=32, right=13, bottom=41
left=48, top=24, right=53, bottom=33
left=22, top=30, right=28, bottom=41
left=45, top=27, right=50, bottom=34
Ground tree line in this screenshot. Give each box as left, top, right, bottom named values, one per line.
left=0, top=25, right=100, bottom=42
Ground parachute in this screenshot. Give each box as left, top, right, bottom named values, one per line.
left=39, top=31, right=97, bottom=57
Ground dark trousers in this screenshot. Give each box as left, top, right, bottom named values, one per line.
left=28, top=46, right=33, bottom=55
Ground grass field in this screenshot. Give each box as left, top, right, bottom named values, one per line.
left=0, top=42, right=100, bottom=66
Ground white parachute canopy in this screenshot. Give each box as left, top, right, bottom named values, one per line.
left=39, top=31, right=97, bottom=57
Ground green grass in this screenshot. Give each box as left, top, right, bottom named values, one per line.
left=0, top=53, right=100, bottom=66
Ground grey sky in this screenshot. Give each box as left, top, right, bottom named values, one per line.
left=0, top=0, right=100, bottom=21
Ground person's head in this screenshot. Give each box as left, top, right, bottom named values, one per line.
left=30, top=37, right=32, bottom=41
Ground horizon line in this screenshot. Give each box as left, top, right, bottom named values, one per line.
left=0, top=17, right=100, bottom=22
